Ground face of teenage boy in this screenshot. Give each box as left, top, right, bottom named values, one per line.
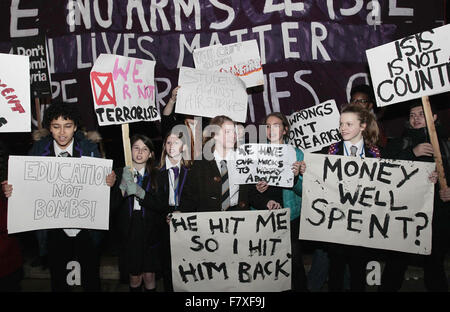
left=409, top=106, right=437, bottom=129
left=339, top=112, right=366, bottom=144
left=350, top=92, right=374, bottom=111
left=165, top=134, right=184, bottom=159
left=215, top=121, right=236, bottom=150
left=50, top=116, right=77, bottom=149
left=265, top=116, right=286, bottom=144
left=132, top=139, right=151, bottom=166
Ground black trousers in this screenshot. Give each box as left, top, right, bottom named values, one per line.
left=47, top=230, right=101, bottom=292
left=291, top=218, right=308, bottom=292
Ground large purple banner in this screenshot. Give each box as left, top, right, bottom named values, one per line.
left=0, top=0, right=446, bottom=131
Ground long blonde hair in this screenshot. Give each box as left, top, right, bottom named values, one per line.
left=159, top=131, right=192, bottom=169
left=341, top=104, right=379, bottom=147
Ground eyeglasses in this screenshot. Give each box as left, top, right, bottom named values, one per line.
left=351, top=99, right=371, bottom=104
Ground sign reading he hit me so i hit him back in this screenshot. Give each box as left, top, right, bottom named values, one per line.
left=366, top=23, right=450, bottom=107
left=299, top=154, right=435, bottom=255
left=227, top=143, right=297, bottom=188
left=7, top=156, right=113, bottom=234
left=287, top=100, right=341, bottom=153
left=170, top=209, right=292, bottom=292
left=90, top=54, right=160, bottom=126
left=192, top=39, right=264, bottom=88
left=175, top=66, right=248, bottom=123
left=0, top=53, right=31, bottom=133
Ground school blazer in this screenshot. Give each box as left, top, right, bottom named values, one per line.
left=157, top=164, right=189, bottom=214
left=179, top=159, right=250, bottom=213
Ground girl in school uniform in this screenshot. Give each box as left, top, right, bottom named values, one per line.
left=251, top=112, right=308, bottom=292
left=110, top=134, right=161, bottom=292
left=157, top=130, right=191, bottom=292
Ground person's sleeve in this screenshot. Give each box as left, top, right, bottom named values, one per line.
left=178, top=165, right=198, bottom=213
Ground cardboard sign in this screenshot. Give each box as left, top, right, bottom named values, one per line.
left=287, top=100, right=341, bottom=152
left=0, top=53, right=31, bottom=133
left=299, top=153, right=435, bottom=255
left=228, top=144, right=297, bottom=187
left=90, top=54, right=159, bottom=126
left=7, top=156, right=113, bottom=234
left=193, top=40, right=264, bottom=88
left=175, top=66, right=248, bottom=123
left=366, top=24, right=450, bottom=107
left=12, top=35, right=52, bottom=97
left=170, top=209, right=291, bottom=292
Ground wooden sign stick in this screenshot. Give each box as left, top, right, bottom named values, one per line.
left=421, top=96, right=448, bottom=189
left=35, top=97, right=42, bottom=129
left=121, top=123, right=133, bottom=168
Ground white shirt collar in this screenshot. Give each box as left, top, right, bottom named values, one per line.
left=213, top=149, right=235, bottom=162
left=165, top=156, right=181, bottom=170
left=344, top=138, right=364, bottom=157
left=54, top=139, right=74, bottom=157
left=133, top=166, right=145, bottom=177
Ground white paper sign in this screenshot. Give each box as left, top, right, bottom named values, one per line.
left=7, top=156, right=113, bottom=234
left=0, top=53, right=31, bottom=133
left=193, top=40, right=264, bottom=88
left=366, top=23, right=450, bottom=107
left=287, top=100, right=341, bottom=152
left=176, top=66, right=248, bottom=123
left=90, top=54, right=159, bottom=126
left=228, top=144, right=297, bottom=187
left=170, top=209, right=291, bottom=292
left=299, top=153, right=435, bottom=255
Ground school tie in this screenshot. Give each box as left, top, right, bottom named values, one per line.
left=220, top=160, right=230, bottom=211
left=135, top=172, right=143, bottom=186
left=171, top=167, right=180, bottom=206
left=58, top=151, right=70, bottom=157
left=350, top=145, right=358, bottom=157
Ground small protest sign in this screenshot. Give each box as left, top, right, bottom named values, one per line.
left=90, top=54, right=159, bottom=126
left=366, top=23, right=450, bottom=107
left=228, top=144, right=297, bottom=187
left=0, top=53, right=31, bottom=133
left=170, top=209, right=291, bottom=292
left=175, top=66, right=248, bottom=123
left=12, top=35, right=52, bottom=97
left=7, top=156, right=113, bottom=234
left=193, top=39, right=264, bottom=88
left=287, top=100, right=341, bottom=152
left=299, top=153, right=435, bottom=255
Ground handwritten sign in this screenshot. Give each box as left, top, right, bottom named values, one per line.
left=228, top=144, right=297, bottom=187
left=193, top=40, right=264, bottom=88
left=7, top=156, right=112, bottom=234
left=170, top=209, right=291, bottom=292
left=287, top=100, right=341, bottom=152
left=366, top=23, right=450, bottom=107
left=90, top=54, right=159, bottom=126
left=0, top=53, right=31, bottom=133
left=175, top=66, right=248, bottom=123
left=299, top=153, right=435, bottom=255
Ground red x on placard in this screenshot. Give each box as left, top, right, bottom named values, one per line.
left=90, top=71, right=117, bottom=106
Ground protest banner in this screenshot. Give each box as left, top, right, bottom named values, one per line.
left=366, top=23, right=450, bottom=107
left=299, top=153, right=435, bottom=255
left=175, top=66, right=248, bottom=123
left=7, top=155, right=113, bottom=234
left=90, top=53, right=159, bottom=126
left=0, top=53, right=31, bottom=133
left=228, top=143, right=297, bottom=187
left=170, top=209, right=291, bottom=292
left=287, top=100, right=341, bottom=152
left=193, top=40, right=264, bottom=88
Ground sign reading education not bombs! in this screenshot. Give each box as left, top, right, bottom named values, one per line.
left=7, top=156, right=112, bottom=234
left=90, top=54, right=159, bottom=126
left=299, top=154, right=435, bottom=255
left=171, top=209, right=291, bottom=292
left=193, top=40, right=264, bottom=88
left=366, top=24, right=450, bottom=107
left=175, top=66, right=248, bottom=123
left=287, top=100, right=341, bottom=152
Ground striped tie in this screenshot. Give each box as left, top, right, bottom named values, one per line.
left=220, top=160, right=230, bottom=211
left=350, top=145, right=358, bottom=157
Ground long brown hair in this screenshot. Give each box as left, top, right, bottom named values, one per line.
left=130, top=134, right=158, bottom=190
left=263, top=112, right=290, bottom=142
left=159, top=131, right=192, bottom=169
left=341, top=104, right=379, bottom=147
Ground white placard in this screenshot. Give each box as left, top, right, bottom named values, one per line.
left=175, top=66, right=248, bottom=123
left=171, top=209, right=291, bottom=292
left=0, top=53, right=31, bottom=133
left=90, top=54, right=159, bottom=126
left=7, top=156, right=113, bottom=234
left=228, top=144, right=297, bottom=187
left=193, top=40, right=264, bottom=88
left=366, top=23, right=450, bottom=107
left=299, top=153, right=435, bottom=255
left=287, top=100, right=341, bottom=152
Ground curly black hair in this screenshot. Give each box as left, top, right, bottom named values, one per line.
left=42, top=102, right=82, bottom=130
